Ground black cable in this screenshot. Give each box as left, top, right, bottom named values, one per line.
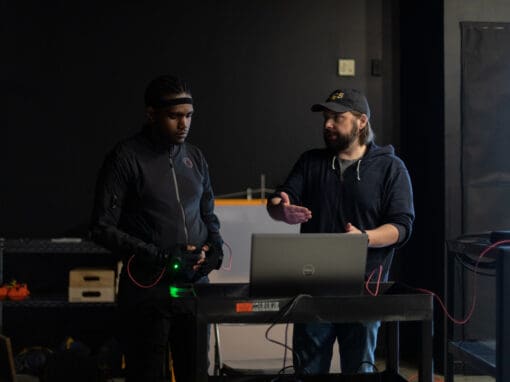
left=448, top=233, right=497, bottom=275
left=265, top=294, right=311, bottom=375
left=450, top=240, right=496, bottom=269
left=454, top=252, right=496, bottom=276
left=454, top=245, right=497, bottom=265
left=277, top=365, right=295, bottom=375
left=455, top=232, right=491, bottom=241
left=455, top=251, right=496, bottom=268
left=265, top=305, right=300, bottom=371
left=282, top=322, right=290, bottom=372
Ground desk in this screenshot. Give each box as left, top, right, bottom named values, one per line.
left=185, top=283, right=433, bottom=382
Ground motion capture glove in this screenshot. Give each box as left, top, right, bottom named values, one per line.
left=195, top=241, right=224, bottom=277
left=131, top=244, right=202, bottom=284
left=162, top=244, right=203, bottom=275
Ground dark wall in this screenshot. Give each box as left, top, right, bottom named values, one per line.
left=395, top=0, right=445, bottom=365
left=1, top=1, right=397, bottom=237
left=398, top=0, right=444, bottom=299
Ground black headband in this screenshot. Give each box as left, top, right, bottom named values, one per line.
left=151, top=97, right=193, bottom=109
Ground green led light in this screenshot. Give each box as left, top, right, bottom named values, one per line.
left=173, top=263, right=180, bottom=270
left=169, top=285, right=197, bottom=298
left=169, top=286, right=181, bottom=298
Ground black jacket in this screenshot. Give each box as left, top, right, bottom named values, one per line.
left=273, top=142, right=414, bottom=279
left=90, top=127, right=222, bottom=294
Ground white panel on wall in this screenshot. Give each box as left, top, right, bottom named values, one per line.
left=210, top=204, right=299, bottom=283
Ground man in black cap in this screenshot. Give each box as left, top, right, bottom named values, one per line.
left=267, top=88, right=415, bottom=374
left=90, top=75, right=223, bottom=381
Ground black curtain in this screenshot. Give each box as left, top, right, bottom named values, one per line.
left=461, top=22, right=510, bottom=233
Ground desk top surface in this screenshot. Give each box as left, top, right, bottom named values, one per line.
left=190, top=283, right=433, bottom=324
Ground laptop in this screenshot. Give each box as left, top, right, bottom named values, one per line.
left=249, top=233, right=368, bottom=297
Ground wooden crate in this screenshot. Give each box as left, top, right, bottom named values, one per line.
left=68, top=287, right=115, bottom=302
left=69, top=268, right=115, bottom=288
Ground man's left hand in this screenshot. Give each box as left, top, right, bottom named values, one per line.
left=185, top=245, right=206, bottom=271
left=345, top=222, right=362, bottom=234
left=194, top=242, right=224, bottom=275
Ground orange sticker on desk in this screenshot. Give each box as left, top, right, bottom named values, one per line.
left=235, top=301, right=281, bottom=313
left=236, top=302, right=253, bottom=312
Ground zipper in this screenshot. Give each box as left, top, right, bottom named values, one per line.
left=169, top=156, right=189, bottom=244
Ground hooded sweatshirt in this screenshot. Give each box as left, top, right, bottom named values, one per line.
left=273, top=142, right=414, bottom=279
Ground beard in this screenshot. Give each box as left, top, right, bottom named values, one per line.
left=323, top=120, right=359, bottom=152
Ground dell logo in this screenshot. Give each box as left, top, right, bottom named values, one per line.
left=302, top=264, right=315, bottom=277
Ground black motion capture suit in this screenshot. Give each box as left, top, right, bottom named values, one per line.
left=90, top=125, right=222, bottom=381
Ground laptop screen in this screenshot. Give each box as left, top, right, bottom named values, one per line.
left=249, top=233, right=368, bottom=297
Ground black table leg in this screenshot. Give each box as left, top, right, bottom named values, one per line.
left=497, top=249, right=510, bottom=382
left=386, top=321, right=400, bottom=374
left=420, top=319, right=434, bottom=382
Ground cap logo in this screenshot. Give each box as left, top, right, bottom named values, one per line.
left=328, top=91, right=344, bottom=102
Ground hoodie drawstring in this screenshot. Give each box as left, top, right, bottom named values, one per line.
left=331, top=155, right=362, bottom=181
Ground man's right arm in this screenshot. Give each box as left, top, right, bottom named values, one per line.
left=267, top=192, right=312, bottom=224
left=89, top=147, right=161, bottom=263
left=266, top=153, right=312, bottom=225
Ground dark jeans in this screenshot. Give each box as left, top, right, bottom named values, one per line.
left=293, top=321, right=380, bottom=374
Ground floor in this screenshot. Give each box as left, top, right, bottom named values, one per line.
left=111, top=374, right=495, bottom=382
left=214, top=358, right=495, bottom=382
left=397, top=362, right=494, bottom=382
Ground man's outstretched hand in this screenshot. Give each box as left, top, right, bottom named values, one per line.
left=268, top=192, right=312, bottom=225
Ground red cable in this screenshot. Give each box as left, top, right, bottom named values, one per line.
left=365, top=265, right=383, bottom=296
left=126, top=255, right=167, bottom=289
left=417, top=239, right=510, bottom=325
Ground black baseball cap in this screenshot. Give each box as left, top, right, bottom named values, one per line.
left=311, top=88, right=371, bottom=119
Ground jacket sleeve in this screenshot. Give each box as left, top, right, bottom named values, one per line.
left=89, top=146, right=159, bottom=261
left=270, top=153, right=307, bottom=205
left=383, top=160, right=415, bottom=247
left=199, top=155, right=223, bottom=246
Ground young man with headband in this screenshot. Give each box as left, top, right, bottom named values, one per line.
left=90, top=75, right=223, bottom=381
